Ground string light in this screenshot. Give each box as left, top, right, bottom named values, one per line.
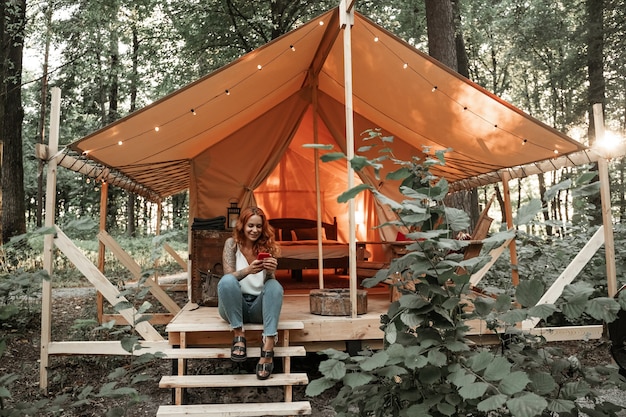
left=431, top=86, right=438, bottom=92
left=403, top=63, right=408, bottom=69
left=522, top=139, right=528, bottom=145
left=374, top=36, right=379, bottom=42
left=290, top=44, right=296, bottom=51
left=225, top=89, right=230, bottom=95
left=191, top=109, right=196, bottom=115
left=118, top=141, right=123, bottom=145
left=257, top=64, right=263, bottom=70
left=553, top=149, right=559, bottom=154
left=154, top=126, right=160, bottom=132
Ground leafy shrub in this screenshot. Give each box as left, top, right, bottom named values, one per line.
left=306, top=132, right=626, bottom=417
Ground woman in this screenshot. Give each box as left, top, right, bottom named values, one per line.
left=218, top=206, right=282, bottom=380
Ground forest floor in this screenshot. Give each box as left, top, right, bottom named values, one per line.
left=2, top=283, right=626, bottom=416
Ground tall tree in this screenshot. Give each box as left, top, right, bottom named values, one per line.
left=1, top=0, right=27, bottom=243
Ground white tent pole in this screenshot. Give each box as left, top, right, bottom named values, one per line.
left=312, top=77, right=325, bottom=289
left=340, top=0, right=357, bottom=318
left=592, top=103, right=617, bottom=297
left=40, top=86, right=61, bottom=391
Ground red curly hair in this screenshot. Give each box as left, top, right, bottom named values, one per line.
left=232, top=207, right=281, bottom=257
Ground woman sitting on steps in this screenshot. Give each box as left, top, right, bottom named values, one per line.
left=218, top=206, right=282, bottom=380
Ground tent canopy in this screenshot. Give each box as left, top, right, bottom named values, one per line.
left=66, top=7, right=586, bottom=242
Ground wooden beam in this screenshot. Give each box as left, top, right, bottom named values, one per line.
left=97, top=181, right=108, bottom=324
left=469, top=235, right=515, bottom=287
left=98, top=230, right=181, bottom=314
left=522, top=226, right=605, bottom=329
left=163, top=243, right=188, bottom=271
left=40, top=87, right=61, bottom=391
left=592, top=103, right=618, bottom=298
left=53, top=227, right=164, bottom=341
left=501, top=173, right=519, bottom=286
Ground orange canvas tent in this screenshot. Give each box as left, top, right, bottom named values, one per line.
left=62, top=6, right=587, bottom=247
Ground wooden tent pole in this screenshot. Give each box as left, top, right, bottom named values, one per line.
left=96, top=181, right=109, bottom=323
left=312, top=75, right=325, bottom=289
left=592, top=103, right=617, bottom=297
left=340, top=0, right=357, bottom=318
left=501, top=172, right=519, bottom=286
left=40, top=87, right=60, bottom=391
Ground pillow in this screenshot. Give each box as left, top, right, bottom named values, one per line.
left=291, top=228, right=326, bottom=241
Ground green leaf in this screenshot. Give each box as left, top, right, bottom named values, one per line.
left=585, top=297, right=621, bottom=322
left=0, top=386, right=11, bottom=399
left=477, top=394, right=507, bottom=412
left=377, top=365, right=408, bottom=378
left=401, top=403, right=432, bottom=417
left=561, top=293, right=589, bottom=319
left=498, top=371, right=530, bottom=395
left=528, top=303, right=558, bottom=320
left=458, top=381, right=488, bottom=399
left=360, top=350, right=389, bottom=371
left=320, top=151, right=345, bottom=162
left=387, top=167, right=412, bottom=180
left=418, top=365, right=442, bottom=384
left=514, top=199, right=542, bottom=226
left=543, top=179, right=572, bottom=202
left=436, top=402, right=456, bottom=416
left=305, top=377, right=337, bottom=396
left=319, top=359, right=347, bottom=379
left=506, top=392, right=547, bottom=417
left=399, top=294, right=430, bottom=309
left=404, top=349, right=428, bottom=370
left=343, top=372, right=373, bottom=388
left=448, top=370, right=476, bottom=388
left=547, top=398, right=576, bottom=413
left=515, top=279, right=544, bottom=307
left=385, top=321, right=397, bottom=344
left=443, top=207, right=470, bottom=232
left=427, top=349, right=447, bottom=367
left=372, top=190, right=404, bottom=210
left=529, top=371, right=557, bottom=395
left=483, top=357, right=511, bottom=382
left=337, top=184, right=372, bottom=203
left=499, top=309, right=528, bottom=324
left=473, top=296, right=495, bottom=316
left=468, top=350, right=494, bottom=372
left=561, top=380, right=591, bottom=399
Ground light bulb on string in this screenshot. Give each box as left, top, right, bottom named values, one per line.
left=225, top=89, right=230, bottom=95
left=374, top=36, right=379, bottom=42
left=431, top=86, right=438, bottom=92
left=403, top=63, right=408, bottom=69
left=191, top=109, right=196, bottom=115
left=118, top=141, right=123, bottom=146
left=257, top=64, right=262, bottom=70
left=290, top=44, right=296, bottom=52
left=154, top=126, right=160, bottom=132
left=522, top=139, right=528, bottom=145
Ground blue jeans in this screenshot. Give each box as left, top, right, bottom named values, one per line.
left=217, top=274, right=284, bottom=338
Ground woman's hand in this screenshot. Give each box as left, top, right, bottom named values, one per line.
left=261, top=256, right=278, bottom=274
left=248, top=259, right=265, bottom=275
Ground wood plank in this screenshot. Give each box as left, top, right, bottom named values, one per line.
left=156, top=401, right=312, bottom=416
left=164, top=243, right=188, bottom=272
left=102, top=313, right=174, bottom=326
left=53, top=227, right=163, bottom=341
left=47, top=340, right=170, bottom=355
left=528, top=325, right=604, bottom=342
left=159, top=373, right=309, bottom=389
left=156, top=346, right=306, bottom=359
left=98, top=230, right=181, bottom=315
left=522, top=227, right=605, bottom=329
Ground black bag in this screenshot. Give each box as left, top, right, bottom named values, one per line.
left=197, top=263, right=223, bottom=307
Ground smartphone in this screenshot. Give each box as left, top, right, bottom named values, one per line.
left=257, top=252, right=271, bottom=260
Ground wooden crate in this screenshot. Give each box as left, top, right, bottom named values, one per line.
left=190, top=230, right=231, bottom=304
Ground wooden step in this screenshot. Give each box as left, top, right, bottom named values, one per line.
left=157, top=345, right=306, bottom=359
left=166, top=317, right=304, bottom=332
left=159, top=373, right=309, bottom=389
left=156, top=401, right=312, bottom=416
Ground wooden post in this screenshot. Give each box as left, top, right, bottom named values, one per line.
left=501, top=172, right=519, bottom=286
left=97, top=181, right=109, bottom=323
left=592, top=103, right=618, bottom=297
left=40, top=87, right=60, bottom=391
left=340, top=0, right=357, bottom=318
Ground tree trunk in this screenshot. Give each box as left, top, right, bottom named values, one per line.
left=586, top=0, right=605, bottom=226
left=1, top=0, right=27, bottom=243
left=36, top=4, right=52, bottom=228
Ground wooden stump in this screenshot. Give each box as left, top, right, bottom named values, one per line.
left=309, top=289, right=367, bottom=316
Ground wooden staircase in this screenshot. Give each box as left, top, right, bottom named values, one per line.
left=156, top=320, right=311, bottom=416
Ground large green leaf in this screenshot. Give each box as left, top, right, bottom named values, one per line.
left=477, top=394, right=507, bottom=412
left=458, top=381, right=488, bottom=399
left=483, top=357, right=511, bottom=382
left=529, top=371, right=557, bottom=395
left=337, top=184, right=373, bottom=203
left=427, top=349, right=447, bottom=367
left=561, top=293, right=590, bottom=319
left=585, top=297, right=621, bottom=322
left=506, top=393, right=548, bottom=417
left=320, top=151, right=345, bottom=162
left=561, top=381, right=591, bottom=399
left=516, top=279, right=544, bottom=307
left=343, top=372, right=374, bottom=388
left=418, top=365, right=442, bottom=384
left=448, top=369, right=476, bottom=387
left=443, top=207, right=471, bottom=231
left=468, top=350, right=494, bottom=372
left=305, top=377, right=337, bottom=396
left=319, top=359, right=347, bottom=379
left=543, top=179, right=572, bottom=202
left=498, top=371, right=530, bottom=395
left=360, top=350, right=389, bottom=371
left=514, top=199, right=543, bottom=226
left=547, top=399, right=576, bottom=413
left=527, top=304, right=558, bottom=320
